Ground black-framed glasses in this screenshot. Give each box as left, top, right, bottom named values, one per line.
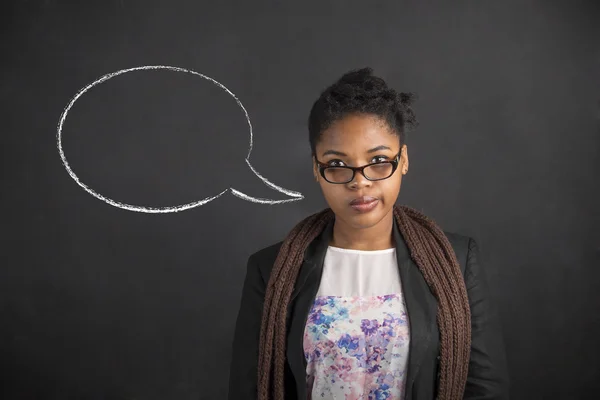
left=315, top=151, right=401, bottom=184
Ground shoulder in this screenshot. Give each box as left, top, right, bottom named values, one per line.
left=442, top=230, right=475, bottom=275
left=247, top=241, right=284, bottom=285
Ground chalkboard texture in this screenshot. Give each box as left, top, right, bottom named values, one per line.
left=2, top=1, right=599, bottom=399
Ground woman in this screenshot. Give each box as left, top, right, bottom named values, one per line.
left=228, top=68, right=509, bottom=400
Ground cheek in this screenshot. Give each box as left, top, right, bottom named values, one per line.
left=381, top=176, right=402, bottom=201
left=319, top=182, right=345, bottom=206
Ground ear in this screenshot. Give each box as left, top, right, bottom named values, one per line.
left=401, top=144, right=409, bottom=174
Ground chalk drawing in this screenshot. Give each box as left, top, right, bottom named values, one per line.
left=56, top=65, right=304, bottom=213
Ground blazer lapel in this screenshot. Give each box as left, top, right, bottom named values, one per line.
left=285, top=218, right=437, bottom=400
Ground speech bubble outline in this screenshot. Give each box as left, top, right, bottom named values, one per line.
left=56, top=65, right=304, bottom=213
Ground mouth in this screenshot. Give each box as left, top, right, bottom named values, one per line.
left=349, top=196, right=380, bottom=213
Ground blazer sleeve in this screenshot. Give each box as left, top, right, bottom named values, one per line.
left=228, top=254, right=265, bottom=400
left=463, top=237, right=511, bottom=400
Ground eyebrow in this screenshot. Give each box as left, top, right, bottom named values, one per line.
left=322, top=145, right=392, bottom=157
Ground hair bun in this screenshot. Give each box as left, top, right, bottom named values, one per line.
left=336, top=67, right=389, bottom=97
left=397, top=92, right=419, bottom=131
left=398, top=91, right=418, bottom=106
left=308, top=67, right=419, bottom=154
left=336, top=67, right=375, bottom=85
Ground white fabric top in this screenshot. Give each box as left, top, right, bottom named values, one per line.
left=316, top=246, right=404, bottom=297
left=303, top=246, right=411, bottom=400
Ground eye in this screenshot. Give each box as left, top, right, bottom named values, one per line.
left=327, top=159, right=346, bottom=167
left=371, top=155, right=389, bottom=163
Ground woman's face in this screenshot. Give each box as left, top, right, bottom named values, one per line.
left=313, top=113, right=409, bottom=230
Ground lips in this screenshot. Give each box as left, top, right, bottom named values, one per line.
left=350, top=196, right=378, bottom=205
left=349, top=196, right=379, bottom=213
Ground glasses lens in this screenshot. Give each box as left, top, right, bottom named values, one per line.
left=324, top=167, right=353, bottom=183
left=364, top=163, right=394, bottom=180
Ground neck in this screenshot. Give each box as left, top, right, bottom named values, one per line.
left=330, top=207, right=395, bottom=251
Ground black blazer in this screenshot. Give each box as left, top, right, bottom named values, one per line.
left=228, top=219, right=509, bottom=399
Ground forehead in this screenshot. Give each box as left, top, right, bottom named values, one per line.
left=317, top=114, right=398, bottom=150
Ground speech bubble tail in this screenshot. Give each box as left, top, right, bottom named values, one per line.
left=229, top=188, right=304, bottom=204
left=245, top=159, right=304, bottom=199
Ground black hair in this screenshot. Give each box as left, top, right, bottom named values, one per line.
left=308, top=67, right=419, bottom=156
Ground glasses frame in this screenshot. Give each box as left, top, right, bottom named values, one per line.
left=315, top=151, right=402, bottom=184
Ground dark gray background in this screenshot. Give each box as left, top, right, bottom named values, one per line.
left=2, top=1, right=599, bottom=399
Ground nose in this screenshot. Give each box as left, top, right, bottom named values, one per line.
left=347, top=170, right=372, bottom=190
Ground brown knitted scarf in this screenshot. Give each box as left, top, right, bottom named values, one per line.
left=257, top=204, right=472, bottom=400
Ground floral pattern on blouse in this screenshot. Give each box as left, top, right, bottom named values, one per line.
left=303, top=293, right=410, bottom=400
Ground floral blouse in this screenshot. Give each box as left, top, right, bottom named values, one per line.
left=303, top=246, right=411, bottom=400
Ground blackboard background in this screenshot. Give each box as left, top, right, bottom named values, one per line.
left=2, top=1, right=599, bottom=399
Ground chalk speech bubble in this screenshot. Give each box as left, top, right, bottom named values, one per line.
left=56, top=65, right=304, bottom=213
